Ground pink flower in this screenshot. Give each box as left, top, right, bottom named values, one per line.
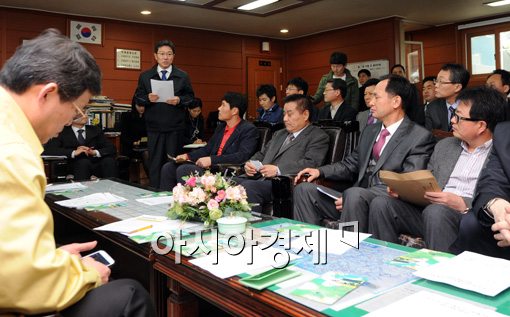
left=200, top=175, right=216, bottom=188
left=215, top=190, right=226, bottom=202
left=207, top=199, right=219, bottom=210
left=186, top=176, right=196, bottom=187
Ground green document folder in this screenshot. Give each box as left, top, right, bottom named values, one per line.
left=239, top=267, right=302, bottom=290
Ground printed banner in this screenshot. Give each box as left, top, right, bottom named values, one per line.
left=70, top=20, right=102, bottom=45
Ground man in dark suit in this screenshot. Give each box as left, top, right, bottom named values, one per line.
left=293, top=75, right=435, bottom=231
left=134, top=39, right=194, bottom=188
left=318, top=79, right=357, bottom=123
left=425, top=63, right=470, bottom=132
left=369, top=87, right=506, bottom=252
left=235, top=94, right=329, bottom=213
left=44, top=113, right=117, bottom=181
left=486, top=69, right=510, bottom=121
left=159, top=92, right=258, bottom=190
left=453, top=121, right=510, bottom=260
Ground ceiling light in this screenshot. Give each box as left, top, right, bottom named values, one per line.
left=238, top=0, right=279, bottom=11
left=280, top=29, right=289, bottom=33
left=485, top=0, right=510, bottom=6
left=140, top=10, right=151, bottom=15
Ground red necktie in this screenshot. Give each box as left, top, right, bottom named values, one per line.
left=372, top=128, right=390, bottom=161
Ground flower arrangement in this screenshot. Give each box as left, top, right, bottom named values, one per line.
left=168, top=171, right=252, bottom=226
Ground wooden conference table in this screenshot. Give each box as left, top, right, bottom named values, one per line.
left=46, top=179, right=510, bottom=317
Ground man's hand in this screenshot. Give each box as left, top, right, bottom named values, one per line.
left=175, top=154, right=188, bottom=162
left=193, top=139, right=206, bottom=144
left=85, top=147, right=98, bottom=157
left=196, top=157, right=212, bottom=168
left=81, top=256, right=111, bottom=284
left=75, top=146, right=89, bottom=156
left=424, top=191, right=467, bottom=212
left=148, top=93, right=159, bottom=103
left=59, top=241, right=97, bottom=256
left=260, top=164, right=278, bottom=178
left=244, top=161, right=257, bottom=176
left=166, top=96, right=180, bottom=105
left=387, top=186, right=399, bottom=198
left=492, top=206, right=510, bottom=247
left=294, top=168, right=320, bottom=184
left=335, top=197, right=343, bottom=211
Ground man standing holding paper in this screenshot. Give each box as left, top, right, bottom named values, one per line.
left=369, top=87, right=506, bottom=252
left=135, top=39, right=194, bottom=187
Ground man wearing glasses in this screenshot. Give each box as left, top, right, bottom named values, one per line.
left=43, top=108, right=117, bottom=181
left=0, top=29, right=155, bottom=316
left=425, top=63, right=470, bottom=132
left=134, top=39, right=195, bottom=188
left=369, top=86, right=506, bottom=252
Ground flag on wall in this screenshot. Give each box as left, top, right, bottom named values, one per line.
left=69, top=20, right=102, bottom=45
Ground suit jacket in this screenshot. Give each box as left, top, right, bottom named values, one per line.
left=44, top=125, right=116, bottom=158
left=250, top=124, right=328, bottom=175
left=356, top=110, right=375, bottom=133
left=318, top=102, right=357, bottom=122
left=134, top=65, right=194, bottom=132
left=319, top=116, right=435, bottom=187
left=425, top=98, right=449, bottom=131
left=472, top=122, right=510, bottom=227
left=187, top=120, right=258, bottom=165
left=428, top=137, right=490, bottom=208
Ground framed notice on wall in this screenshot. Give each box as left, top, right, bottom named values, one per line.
left=115, top=48, right=141, bottom=70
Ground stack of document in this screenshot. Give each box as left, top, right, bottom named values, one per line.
left=414, top=251, right=510, bottom=296
left=46, top=182, right=87, bottom=193
left=55, top=192, right=126, bottom=208
left=94, top=215, right=196, bottom=237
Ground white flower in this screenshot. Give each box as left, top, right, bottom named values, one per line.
left=172, top=183, right=189, bottom=205
left=188, top=187, right=206, bottom=205
left=200, top=175, right=216, bottom=188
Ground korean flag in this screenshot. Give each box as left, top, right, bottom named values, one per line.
left=70, top=20, right=102, bottom=45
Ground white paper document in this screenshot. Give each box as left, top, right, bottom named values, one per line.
left=94, top=215, right=195, bottom=236
left=365, top=291, right=505, bottom=317
left=414, top=251, right=510, bottom=296
left=183, top=143, right=207, bottom=149
left=190, top=246, right=300, bottom=279
left=46, top=182, right=87, bottom=193
left=317, top=186, right=340, bottom=200
left=150, top=79, right=174, bottom=102
left=136, top=195, right=173, bottom=206
left=55, top=192, right=126, bottom=208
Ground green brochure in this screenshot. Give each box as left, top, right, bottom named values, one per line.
left=388, top=248, right=454, bottom=270
left=239, top=267, right=302, bottom=290
left=291, top=272, right=365, bottom=305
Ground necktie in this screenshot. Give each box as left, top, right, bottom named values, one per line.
left=372, top=128, right=390, bottom=161
left=367, top=113, right=375, bottom=125
left=161, top=70, right=168, bottom=80
left=281, top=133, right=295, bottom=149
left=448, top=105, right=455, bottom=131
left=77, top=129, right=86, bottom=145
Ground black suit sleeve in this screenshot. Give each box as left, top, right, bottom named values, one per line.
left=472, top=122, right=510, bottom=226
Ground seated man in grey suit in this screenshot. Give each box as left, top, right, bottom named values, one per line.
left=369, top=87, right=506, bottom=252
left=293, top=75, right=435, bottom=232
left=318, top=79, right=357, bottom=123
left=425, top=63, right=470, bottom=132
left=159, top=92, right=258, bottom=190
left=44, top=113, right=117, bottom=181
left=235, top=94, right=329, bottom=213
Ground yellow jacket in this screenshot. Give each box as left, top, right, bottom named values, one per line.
left=0, top=87, right=101, bottom=314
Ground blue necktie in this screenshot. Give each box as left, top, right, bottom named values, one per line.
left=161, top=70, right=168, bottom=80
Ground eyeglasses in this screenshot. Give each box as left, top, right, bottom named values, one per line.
left=323, top=89, right=335, bottom=94
left=72, top=101, right=87, bottom=121
left=157, top=52, right=174, bottom=57
left=434, top=79, right=456, bottom=85
left=286, top=87, right=298, bottom=92
left=451, top=110, right=481, bottom=123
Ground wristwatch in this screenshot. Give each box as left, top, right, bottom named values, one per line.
left=482, top=198, right=499, bottom=220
